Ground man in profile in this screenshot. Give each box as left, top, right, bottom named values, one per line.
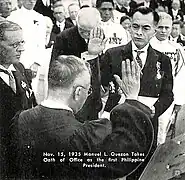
left=12, top=51, right=154, bottom=179
left=0, top=20, right=36, bottom=178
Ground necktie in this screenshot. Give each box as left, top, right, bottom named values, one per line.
left=134, top=50, right=144, bottom=68
left=0, top=69, right=16, bottom=93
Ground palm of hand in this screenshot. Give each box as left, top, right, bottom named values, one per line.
left=88, top=38, right=105, bottom=55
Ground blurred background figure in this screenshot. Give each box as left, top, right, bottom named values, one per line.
left=150, top=12, right=185, bottom=145
left=0, top=0, right=12, bottom=18
left=67, top=3, right=80, bottom=26
left=96, top=0, right=128, bottom=51
left=120, top=15, right=131, bottom=41
left=169, top=20, right=181, bottom=43
left=168, top=0, right=184, bottom=21
left=47, top=1, right=73, bottom=48
left=17, top=0, right=23, bottom=9
left=155, top=4, right=165, bottom=13
left=115, top=0, right=132, bottom=16
left=179, top=22, right=185, bottom=48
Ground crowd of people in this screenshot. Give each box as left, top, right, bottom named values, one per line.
left=0, top=0, right=185, bottom=179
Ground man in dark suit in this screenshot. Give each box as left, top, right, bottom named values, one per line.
left=0, top=21, right=36, bottom=178
left=51, top=7, right=101, bottom=60
left=12, top=54, right=154, bottom=179
left=34, top=0, right=55, bottom=22
left=47, top=3, right=74, bottom=48
left=94, top=6, right=173, bottom=179
left=168, top=0, right=184, bottom=21
left=115, top=0, right=132, bottom=16
left=89, top=9, right=173, bottom=176
left=51, top=7, right=104, bottom=120
left=169, top=20, right=185, bottom=46
left=66, top=3, right=80, bottom=26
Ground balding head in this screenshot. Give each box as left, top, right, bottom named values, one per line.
left=76, top=7, right=101, bottom=39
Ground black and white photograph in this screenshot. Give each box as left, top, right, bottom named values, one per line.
left=0, top=0, right=185, bottom=179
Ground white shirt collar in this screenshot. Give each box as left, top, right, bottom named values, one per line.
left=132, top=41, right=149, bottom=69
left=132, top=41, right=149, bottom=52
left=41, top=99, right=73, bottom=112
left=101, top=18, right=113, bottom=25
left=56, top=20, right=65, bottom=31
left=169, top=35, right=178, bottom=42
left=0, top=64, right=16, bottom=72
left=180, top=34, right=185, bottom=40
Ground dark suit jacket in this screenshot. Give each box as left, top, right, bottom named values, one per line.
left=47, top=19, right=74, bottom=48
left=177, top=35, right=185, bottom=46
left=34, top=0, right=55, bottom=23
left=51, top=28, right=102, bottom=120
left=100, top=42, right=174, bottom=118
left=11, top=99, right=154, bottom=179
left=65, top=17, right=75, bottom=26
left=51, top=26, right=88, bottom=61
left=0, top=62, right=37, bottom=178
left=168, top=9, right=184, bottom=21
left=115, top=5, right=132, bottom=16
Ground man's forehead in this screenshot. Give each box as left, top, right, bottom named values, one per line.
left=100, top=2, right=114, bottom=7
left=158, top=18, right=172, bottom=27
left=54, top=6, right=65, bottom=12
left=132, top=12, right=154, bottom=25
left=4, top=29, right=23, bottom=40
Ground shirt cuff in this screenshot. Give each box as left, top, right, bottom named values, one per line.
left=81, top=51, right=98, bottom=61
left=100, top=111, right=110, bottom=120
left=118, top=94, right=126, bottom=104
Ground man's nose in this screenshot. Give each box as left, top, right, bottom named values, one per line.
left=137, top=27, right=143, bottom=35
left=17, top=44, right=25, bottom=52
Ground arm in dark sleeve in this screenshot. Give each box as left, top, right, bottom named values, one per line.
left=75, top=57, right=103, bottom=121
left=95, top=100, right=154, bottom=179
left=100, top=50, right=112, bottom=88
left=154, top=55, right=174, bottom=117
left=50, top=33, right=66, bottom=62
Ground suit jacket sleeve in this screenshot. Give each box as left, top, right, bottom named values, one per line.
left=51, top=33, right=66, bottom=62
left=94, top=100, right=154, bottom=178
left=70, top=100, right=154, bottom=179
left=154, top=54, right=174, bottom=117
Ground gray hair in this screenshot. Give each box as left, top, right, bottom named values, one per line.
left=48, top=55, right=90, bottom=89
left=0, top=20, right=22, bottom=41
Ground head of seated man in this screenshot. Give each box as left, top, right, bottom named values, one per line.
left=0, top=20, right=25, bottom=68
left=48, top=55, right=91, bottom=114
left=76, top=7, right=101, bottom=39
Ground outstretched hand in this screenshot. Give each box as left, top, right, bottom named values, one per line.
left=114, top=59, right=140, bottom=100
left=88, top=27, right=107, bottom=55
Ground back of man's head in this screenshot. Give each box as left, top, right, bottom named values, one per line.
left=48, top=55, right=90, bottom=90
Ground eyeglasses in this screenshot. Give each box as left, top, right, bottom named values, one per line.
left=9, top=40, right=25, bottom=49
left=74, top=85, right=92, bottom=96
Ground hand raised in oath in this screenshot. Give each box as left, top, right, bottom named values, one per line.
left=114, top=59, right=140, bottom=100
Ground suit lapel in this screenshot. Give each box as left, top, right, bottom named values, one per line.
left=121, top=41, right=133, bottom=61
left=142, top=45, right=158, bottom=77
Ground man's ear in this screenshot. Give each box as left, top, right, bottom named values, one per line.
left=73, top=86, right=82, bottom=101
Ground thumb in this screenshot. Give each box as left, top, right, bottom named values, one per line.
left=113, top=74, right=122, bottom=88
